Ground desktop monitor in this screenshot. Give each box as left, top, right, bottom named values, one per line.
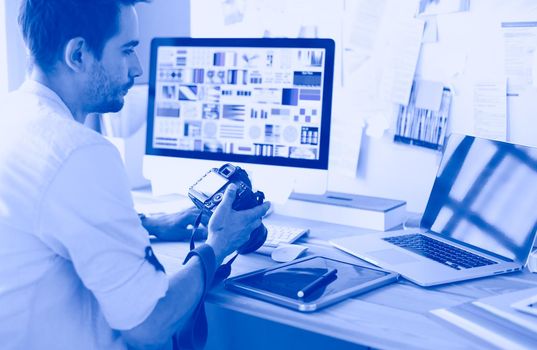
left=143, top=37, right=335, bottom=199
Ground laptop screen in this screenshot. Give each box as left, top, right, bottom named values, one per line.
left=421, top=134, right=537, bottom=262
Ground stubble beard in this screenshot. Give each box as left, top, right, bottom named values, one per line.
left=87, top=62, right=127, bottom=114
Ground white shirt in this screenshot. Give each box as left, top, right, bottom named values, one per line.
left=0, top=80, right=169, bottom=349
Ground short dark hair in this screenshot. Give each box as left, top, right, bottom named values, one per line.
left=18, top=0, right=146, bottom=70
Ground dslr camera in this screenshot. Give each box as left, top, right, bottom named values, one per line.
left=188, top=163, right=267, bottom=254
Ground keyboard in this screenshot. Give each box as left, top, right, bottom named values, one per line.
left=383, top=233, right=497, bottom=270
left=263, top=223, right=309, bottom=248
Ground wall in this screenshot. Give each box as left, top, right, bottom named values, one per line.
left=4, top=1, right=535, bottom=211
left=190, top=0, right=537, bottom=212
left=135, top=0, right=190, bottom=84
left=2, top=0, right=190, bottom=133
left=2, top=0, right=190, bottom=89
left=0, top=1, right=8, bottom=95
left=332, top=0, right=537, bottom=212
left=4, top=0, right=26, bottom=92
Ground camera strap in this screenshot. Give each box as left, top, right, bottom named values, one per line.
left=175, top=213, right=237, bottom=350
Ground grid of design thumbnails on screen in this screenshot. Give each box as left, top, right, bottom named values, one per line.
left=151, top=44, right=328, bottom=161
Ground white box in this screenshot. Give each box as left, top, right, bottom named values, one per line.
left=277, top=192, right=407, bottom=231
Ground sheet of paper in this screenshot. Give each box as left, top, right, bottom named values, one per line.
left=421, top=16, right=438, bottom=43
left=417, top=0, right=470, bottom=16
left=508, top=87, right=537, bottom=147
left=415, top=80, right=444, bottom=111
left=342, top=0, right=387, bottom=84
left=222, top=0, right=246, bottom=25
left=329, top=121, right=364, bottom=178
left=364, top=112, right=389, bottom=138
left=344, top=0, right=387, bottom=51
left=190, top=0, right=264, bottom=37
left=502, top=21, right=537, bottom=94
left=379, top=18, right=425, bottom=106
left=473, top=79, right=507, bottom=141
left=329, top=85, right=365, bottom=178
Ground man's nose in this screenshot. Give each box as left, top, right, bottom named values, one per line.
left=130, top=51, right=143, bottom=78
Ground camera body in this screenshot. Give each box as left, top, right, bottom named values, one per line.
left=188, top=163, right=267, bottom=254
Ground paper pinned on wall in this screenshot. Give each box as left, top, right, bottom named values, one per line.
left=379, top=18, right=425, bottom=106
left=341, top=1, right=424, bottom=140
left=532, top=49, right=537, bottom=89
left=415, top=80, right=444, bottom=111
left=223, top=0, right=343, bottom=39
left=222, top=0, right=246, bottom=25
left=330, top=119, right=364, bottom=178
left=342, top=0, right=387, bottom=84
left=251, top=0, right=299, bottom=38
left=507, top=87, right=537, bottom=147
left=365, top=113, right=389, bottom=138
left=190, top=0, right=263, bottom=37
left=473, top=79, right=507, bottom=141
left=344, top=0, right=386, bottom=51
left=329, top=84, right=365, bottom=178
left=421, top=16, right=438, bottom=43
left=502, top=21, right=537, bottom=95
left=417, top=0, right=470, bottom=16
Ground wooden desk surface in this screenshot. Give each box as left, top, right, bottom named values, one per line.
left=152, top=213, right=537, bottom=350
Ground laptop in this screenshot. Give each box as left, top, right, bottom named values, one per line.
left=331, top=134, right=537, bottom=286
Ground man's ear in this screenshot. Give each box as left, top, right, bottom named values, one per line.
left=64, top=37, right=91, bottom=72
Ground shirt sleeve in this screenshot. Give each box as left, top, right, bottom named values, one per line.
left=37, top=142, right=169, bottom=330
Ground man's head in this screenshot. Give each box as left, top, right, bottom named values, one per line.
left=19, top=0, right=146, bottom=115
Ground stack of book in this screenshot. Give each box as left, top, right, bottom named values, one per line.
left=430, top=287, right=537, bottom=349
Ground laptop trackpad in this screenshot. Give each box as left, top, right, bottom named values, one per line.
left=368, top=249, right=420, bottom=264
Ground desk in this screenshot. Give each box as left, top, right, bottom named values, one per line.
left=152, top=213, right=537, bottom=350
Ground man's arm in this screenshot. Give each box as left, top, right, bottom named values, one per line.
left=120, top=256, right=205, bottom=348
left=120, top=185, right=270, bottom=348
left=38, top=144, right=269, bottom=348
left=140, top=208, right=208, bottom=241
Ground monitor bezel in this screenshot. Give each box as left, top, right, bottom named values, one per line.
left=145, top=37, right=335, bottom=170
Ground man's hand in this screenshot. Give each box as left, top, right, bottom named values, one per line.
left=206, top=184, right=271, bottom=265
left=141, top=207, right=209, bottom=241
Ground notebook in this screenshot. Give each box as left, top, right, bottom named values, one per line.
left=331, top=134, right=537, bottom=286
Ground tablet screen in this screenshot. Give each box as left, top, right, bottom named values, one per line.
left=232, top=256, right=391, bottom=302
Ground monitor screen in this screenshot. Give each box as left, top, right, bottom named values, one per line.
left=145, top=38, right=334, bottom=171
left=422, top=134, right=537, bottom=262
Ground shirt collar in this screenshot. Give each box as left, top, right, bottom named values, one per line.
left=19, top=79, right=75, bottom=120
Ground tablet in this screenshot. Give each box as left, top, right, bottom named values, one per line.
left=225, top=256, right=399, bottom=312
left=512, top=294, right=537, bottom=318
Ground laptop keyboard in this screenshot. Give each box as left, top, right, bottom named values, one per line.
left=383, top=234, right=497, bottom=270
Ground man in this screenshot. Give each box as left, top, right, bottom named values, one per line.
left=0, top=0, right=270, bottom=349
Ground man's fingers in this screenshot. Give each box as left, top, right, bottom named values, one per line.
left=246, top=218, right=263, bottom=231
left=218, top=183, right=238, bottom=210
left=236, top=201, right=271, bottom=222
left=251, top=201, right=271, bottom=218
